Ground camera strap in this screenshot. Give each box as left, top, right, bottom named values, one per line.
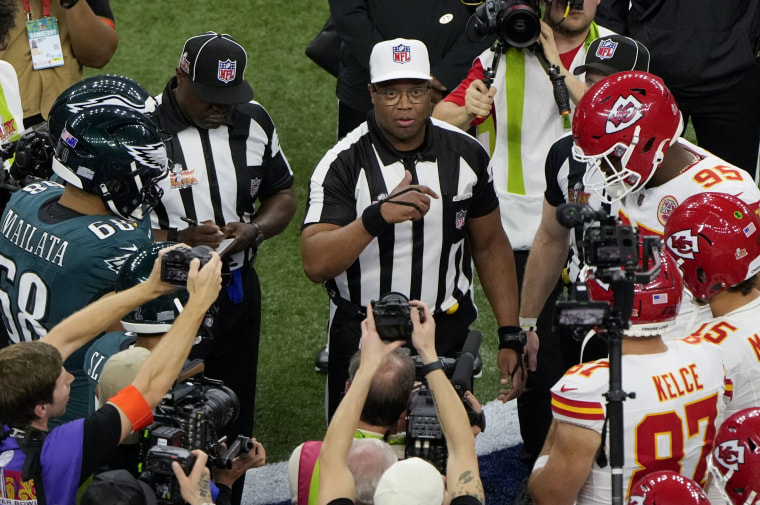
left=7, top=427, right=48, bottom=505
left=324, top=284, right=366, bottom=318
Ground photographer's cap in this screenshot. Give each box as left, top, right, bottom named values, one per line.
left=370, top=38, right=432, bottom=84
left=97, top=347, right=151, bottom=403
left=573, top=35, right=650, bottom=76
left=178, top=31, right=254, bottom=104
left=81, top=469, right=157, bottom=505
left=374, top=457, right=444, bottom=505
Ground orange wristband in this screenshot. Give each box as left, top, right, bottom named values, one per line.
left=109, top=384, right=154, bottom=431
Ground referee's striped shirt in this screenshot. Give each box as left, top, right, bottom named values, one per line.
left=303, top=113, right=498, bottom=313
left=150, top=77, right=294, bottom=241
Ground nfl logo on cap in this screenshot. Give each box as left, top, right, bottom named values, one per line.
left=596, top=39, right=618, bottom=59
left=393, top=44, right=411, bottom=64
left=218, top=59, right=236, bottom=83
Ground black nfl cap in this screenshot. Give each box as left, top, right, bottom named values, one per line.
left=178, top=31, right=254, bottom=105
left=573, top=35, right=650, bottom=76
left=81, top=470, right=157, bottom=505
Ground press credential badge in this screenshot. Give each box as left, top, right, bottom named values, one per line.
left=26, top=17, right=64, bottom=70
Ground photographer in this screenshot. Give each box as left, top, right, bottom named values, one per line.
left=317, top=302, right=484, bottom=505
left=432, top=0, right=611, bottom=467
left=0, top=245, right=222, bottom=505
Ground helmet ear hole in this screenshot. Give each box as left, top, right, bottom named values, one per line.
left=640, top=137, right=655, bottom=154
left=696, top=267, right=707, bottom=284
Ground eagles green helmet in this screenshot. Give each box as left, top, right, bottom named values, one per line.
left=47, top=74, right=157, bottom=143
left=116, top=242, right=190, bottom=334
left=52, top=105, right=168, bottom=220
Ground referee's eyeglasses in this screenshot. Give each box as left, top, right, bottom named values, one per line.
left=371, top=85, right=431, bottom=105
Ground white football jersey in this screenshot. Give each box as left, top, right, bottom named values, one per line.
left=551, top=338, right=725, bottom=504
left=687, top=296, right=760, bottom=417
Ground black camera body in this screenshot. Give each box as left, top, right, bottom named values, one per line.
left=405, top=331, right=483, bottom=474
left=370, top=292, right=423, bottom=343
left=139, top=445, right=196, bottom=504
left=137, top=376, right=252, bottom=503
left=160, top=245, right=214, bottom=287
left=467, top=0, right=542, bottom=47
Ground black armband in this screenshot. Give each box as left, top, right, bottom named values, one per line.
left=362, top=202, right=392, bottom=237
left=166, top=228, right=178, bottom=242
left=498, top=326, right=526, bottom=353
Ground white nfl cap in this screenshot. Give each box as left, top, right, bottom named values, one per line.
left=373, top=457, right=444, bottom=505
left=370, top=38, right=432, bottom=84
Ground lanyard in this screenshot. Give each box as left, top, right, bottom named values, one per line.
left=22, top=0, right=51, bottom=20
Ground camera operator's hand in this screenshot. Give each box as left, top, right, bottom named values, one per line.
left=409, top=300, right=437, bottom=363
left=172, top=450, right=214, bottom=505
left=464, top=390, right=484, bottom=437
left=362, top=305, right=406, bottom=369
left=213, top=438, right=266, bottom=488
left=430, top=76, right=448, bottom=105
left=220, top=221, right=257, bottom=256
left=464, top=79, right=497, bottom=119
left=380, top=170, right=439, bottom=224
left=524, top=329, right=539, bottom=372
left=178, top=220, right=224, bottom=249
left=497, top=348, right=528, bottom=403
left=186, top=251, right=223, bottom=310
left=538, top=21, right=562, bottom=70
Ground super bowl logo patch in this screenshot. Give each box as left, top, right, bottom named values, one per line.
left=656, top=195, right=678, bottom=226
left=179, top=52, right=190, bottom=74
left=169, top=163, right=198, bottom=190
left=217, top=59, right=237, bottom=83
left=568, top=182, right=590, bottom=204
left=393, top=44, right=411, bottom=64
left=605, top=94, right=644, bottom=134
left=736, top=247, right=748, bottom=260
left=61, top=128, right=78, bottom=148
left=455, top=209, right=467, bottom=229
left=596, top=39, right=618, bottom=59
left=250, top=177, right=261, bottom=198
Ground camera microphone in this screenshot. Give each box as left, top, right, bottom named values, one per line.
left=555, top=202, right=608, bottom=228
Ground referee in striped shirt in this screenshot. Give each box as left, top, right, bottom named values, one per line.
left=149, top=31, right=296, bottom=491
left=302, top=38, right=523, bottom=420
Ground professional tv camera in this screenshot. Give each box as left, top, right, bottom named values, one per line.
left=137, top=376, right=254, bottom=504
left=405, top=330, right=485, bottom=474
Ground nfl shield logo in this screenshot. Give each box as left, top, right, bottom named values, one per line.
left=250, top=177, right=261, bottom=198
left=393, top=44, right=411, bottom=64
left=218, top=59, right=237, bottom=83
left=596, top=39, right=618, bottom=60
left=455, top=209, right=467, bottom=229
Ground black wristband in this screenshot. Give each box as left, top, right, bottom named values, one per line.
left=362, top=202, right=392, bottom=237
left=60, top=0, right=80, bottom=8
left=498, top=326, right=526, bottom=353
left=420, top=359, right=444, bottom=376
left=166, top=228, right=178, bottom=242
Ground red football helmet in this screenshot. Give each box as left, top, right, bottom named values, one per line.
left=585, top=248, right=683, bottom=337
left=572, top=71, right=683, bottom=203
left=707, top=407, right=760, bottom=505
left=664, top=192, right=760, bottom=301
left=627, top=470, right=709, bottom=505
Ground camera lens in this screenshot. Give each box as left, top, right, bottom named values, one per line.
left=201, top=386, right=240, bottom=428
left=497, top=4, right=541, bottom=47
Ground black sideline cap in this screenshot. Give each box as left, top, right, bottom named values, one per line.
left=573, top=35, right=650, bottom=77
left=178, top=31, right=254, bottom=105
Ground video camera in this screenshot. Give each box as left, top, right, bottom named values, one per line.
left=138, top=376, right=254, bottom=504
left=370, top=292, right=424, bottom=343
left=466, top=0, right=585, bottom=47
left=553, top=202, right=661, bottom=337
left=405, top=330, right=485, bottom=474
left=0, top=123, right=55, bottom=193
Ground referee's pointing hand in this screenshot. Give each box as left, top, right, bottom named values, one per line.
left=381, top=170, right=439, bottom=223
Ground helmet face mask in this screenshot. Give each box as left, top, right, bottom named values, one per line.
left=572, top=71, right=683, bottom=204
left=664, top=193, right=760, bottom=301
left=52, top=105, right=168, bottom=220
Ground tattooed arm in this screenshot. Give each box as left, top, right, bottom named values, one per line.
left=173, top=450, right=216, bottom=505
left=410, top=303, right=485, bottom=503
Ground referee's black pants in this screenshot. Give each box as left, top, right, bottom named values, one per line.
left=202, top=265, right=261, bottom=505
left=326, top=293, right=478, bottom=421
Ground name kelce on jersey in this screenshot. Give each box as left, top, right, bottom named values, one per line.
left=651, top=363, right=704, bottom=402
left=1, top=208, right=69, bottom=267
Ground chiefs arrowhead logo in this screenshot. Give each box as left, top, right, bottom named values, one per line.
left=666, top=230, right=700, bottom=260
left=606, top=95, right=644, bottom=134
left=627, top=497, right=645, bottom=505
left=713, top=439, right=745, bottom=472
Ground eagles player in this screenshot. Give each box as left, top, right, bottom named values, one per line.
left=0, top=104, right=167, bottom=425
